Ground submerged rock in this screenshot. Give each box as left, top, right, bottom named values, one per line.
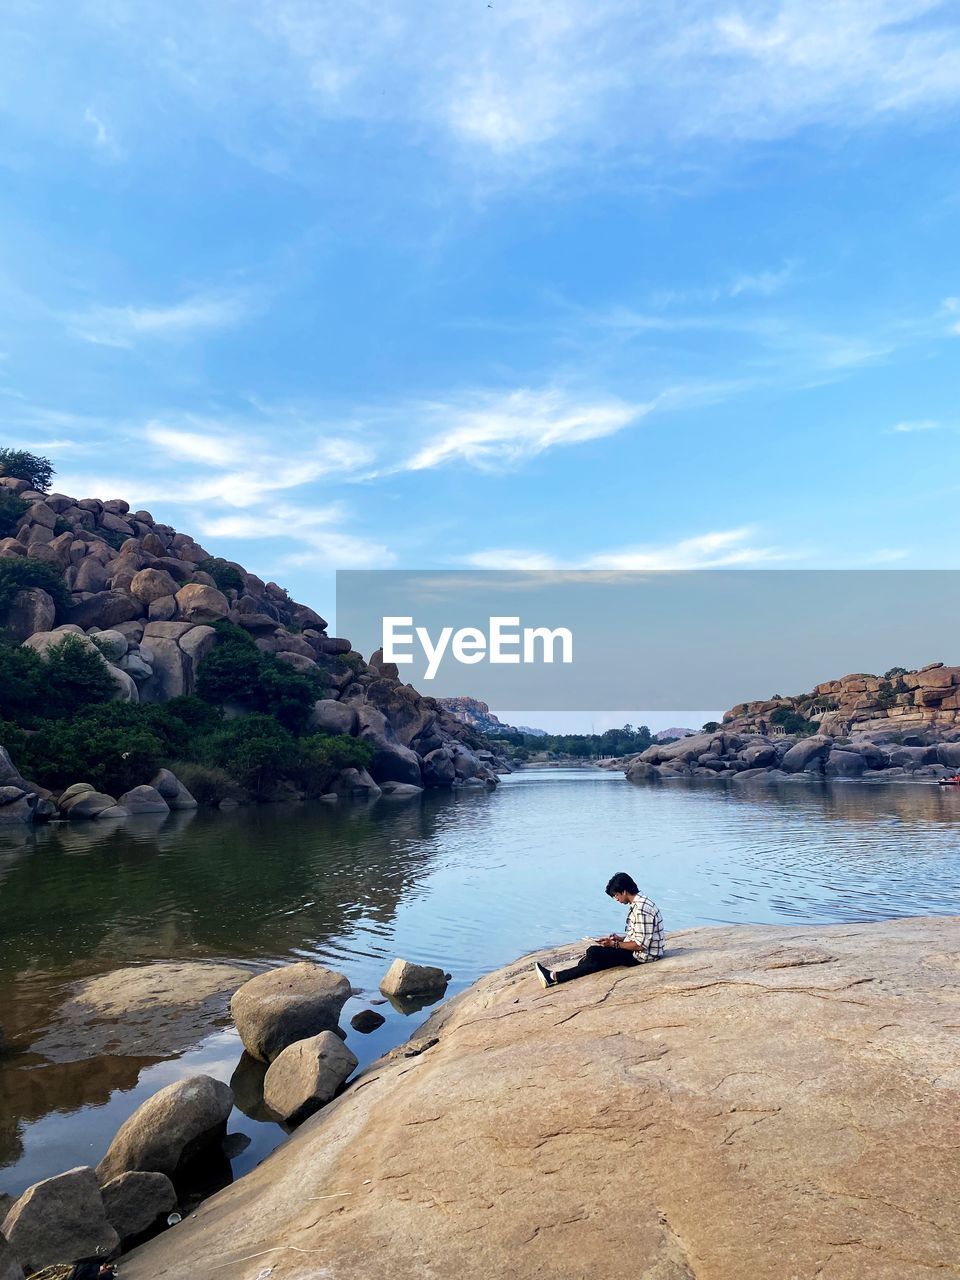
left=123, top=917, right=960, bottom=1280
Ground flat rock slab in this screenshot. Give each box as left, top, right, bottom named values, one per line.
left=32, top=962, right=257, bottom=1062
left=124, top=917, right=960, bottom=1280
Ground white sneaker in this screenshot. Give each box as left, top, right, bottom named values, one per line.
left=534, top=961, right=555, bottom=988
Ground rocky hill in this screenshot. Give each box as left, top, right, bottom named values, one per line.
left=118, top=916, right=960, bottom=1280
left=723, top=663, right=960, bottom=737
left=0, top=474, right=499, bottom=821
left=437, top=696, right=546, bottom=738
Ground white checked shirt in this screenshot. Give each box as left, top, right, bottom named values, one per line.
left=624, top=894, right=664, bottom=963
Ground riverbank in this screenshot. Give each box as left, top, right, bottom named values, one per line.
left=119, top=915, right=960, bottom=1279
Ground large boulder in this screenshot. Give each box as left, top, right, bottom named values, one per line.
left=825, top=748, right=866, bottom=778
left=332, top=767, right=382, bottom=799
left=421, top=747, right=457, bottom=787
left=150, top=769, right=198, bottom=810
left=2, top=588, right=55, bottom=643
left=119, top=917, right=960, bottom=1280
left=175, top=584, right=229, bottom=624
left=309, top=699, right=359, bottom=736
left=230, top=963, right=352, bottom=1064
left=780, top=735, right=832, bottom=773
left=67, top=590, right=143, bottom=629
left=118, top=785, right=170, bottom=815
left=380, top=958, right=449, bottom=999
left=59, top=790, right=118, bottom=819
left=1, top=1166, right=119, bottom=1275
left=130, top=568, right=181, bottom=605
left=938, top=742, right=960, bottom=768
left=138, top=637, right=189, bottom=701
left=96, top=1075, right=234, bottom=1183
left=101, top=1171, right=178, bottom=1245
left=263, top=1031, right=359, bottom=1125
left=366, top=739, right=423, bottom=788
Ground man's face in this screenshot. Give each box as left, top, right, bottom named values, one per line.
left=611, top=890, right=628, bottom=905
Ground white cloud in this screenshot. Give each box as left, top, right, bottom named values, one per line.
left=197, top=503, right=394, bottom=569
left=729, top=261, right=798, bottom=297
left=82, top=107, right=122, bottom=159
left=890, top=419, right=941, bottom=432
left=466, top=526, right=792, bottom=570
left=402, top=386, right=651, bottom=471
left=71, top=291, right=250, bottom=347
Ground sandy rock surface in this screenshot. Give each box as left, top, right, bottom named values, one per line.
left=123, top=917, right=960, bottom=1280
left=31, top=961, right=256, bottom=1061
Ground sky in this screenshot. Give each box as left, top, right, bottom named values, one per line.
left=2, top=0, right=960, bottom=704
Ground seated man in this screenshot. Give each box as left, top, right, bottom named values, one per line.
left=534, top=872, right=664, bottom=987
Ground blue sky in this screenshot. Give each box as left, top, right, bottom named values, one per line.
left=2, top=0, right=960, bottom=630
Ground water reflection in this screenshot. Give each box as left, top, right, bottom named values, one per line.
left=1, top=772, right=959, bottom=1198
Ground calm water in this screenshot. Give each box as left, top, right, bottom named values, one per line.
left=2, top=768, right=960, bottom=1199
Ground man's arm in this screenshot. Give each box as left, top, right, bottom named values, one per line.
left=622, top=901, right=656, bottom=957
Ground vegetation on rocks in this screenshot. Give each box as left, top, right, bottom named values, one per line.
left=197, top=557, right=244, bottom=594
left=0, top=446, right=54, bottom=490
left=196, top=620, right=325, bottom=732
left=0, top=635, right=116, bottom=724
left=0, top=489, right=27, bottom=537
left=0, top=557, right=71, bottom=624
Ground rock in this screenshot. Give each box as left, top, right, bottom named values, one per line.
left=119, top=650, right=154, bottom=681
left=178, top=624, right=217, bottom=666
left=74, top=557, right=110, bottom=593
left=33, top=961, right=255, bottom=1062
left=350, top=1009, right=386, bottom=1033
left=175, top=584, right=229, bottom=624
left=624, top=759, right=659, bottom=783
left=58, top=781, right=95, bottom=804
left=68, top=590, right=143, bottom=630
left=148, top=594, right=178, bottom=621
left=107, top=662, right=139, bottom=703
left=938, top=742, right=960, bottom=768
left=117, top=785, right=170, bottom=815
left=59, top=790, right=118, bottom=819
left=274, top=650, right=318, bottom=674
left=379, top=782, right=424, bottom=798
left=101, top=1171, right=178, bottom=1244
left=263, top=1031, right=359, bottom=1125
left=421, top=747, right=457, bottom=787
left=0, top=1234, right=23, bottom=1280
left=825, top=748, right=866, bottom=778
left=780, top=735, right=833, bottom=773
left=130, top=568, right=180, bottom=605
left=332, top=767, right=382, bottom=799
left=740, top=741, right=777, bottom=768
left=120, top=917, right=960, bottom=1280
left=2, top=588, right=55, bottom=643
left=230, top=963, right=352, bottom=1064
left=308, top=699, right=359, bottom=736
left=96, top=804, right=132, bottom=819
left=138, top=637, right=188, bottom=701
left=96, top=1075, right=234, bottom=1183
left=380, top=958, right=449, bottom=999
left=1, top=1166, right=119, bottom=1275
left=150, top=769, right=198, bottom=810
left=365, top=738, right=423, bottom=788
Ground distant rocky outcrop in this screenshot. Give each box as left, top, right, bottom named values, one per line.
left=723, top=662, right=960, bottom=738
left=0, top=477, right=499, bottom=816
left=119, top=917, right=960, bottom=1280
left=437, top=697, right=546, bottom=738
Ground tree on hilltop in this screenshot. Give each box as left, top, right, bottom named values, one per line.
left=0, top=448, right=55, bottom=492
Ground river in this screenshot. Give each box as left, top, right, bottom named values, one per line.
left=2, top=768, right=959, bottom=1200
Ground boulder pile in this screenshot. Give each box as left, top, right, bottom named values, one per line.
left=617, top=728, right=960, bottom=785
left=0, top=478, right=499, bottom=821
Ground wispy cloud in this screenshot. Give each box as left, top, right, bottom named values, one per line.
left=82, top=107, right=122, bottom=160
left=729, top=261, right=798, bottom=297
left=890, top=418, right=942, bottom=432
left=466, top=526, right=794, bottom=571
left=70, top=291, right=250, bottom=347
left=400, top=386, right=652, bottom=471
left=196, top=503, right=395, bottom=569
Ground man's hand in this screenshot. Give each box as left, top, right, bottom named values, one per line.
left=597, top=934, right=623, bottom=947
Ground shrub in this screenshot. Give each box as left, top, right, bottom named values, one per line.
left=167, top=760, right=240, bottom=807
left=21, top=718, right=166, bottom=793
left=0, top=717, right=29, bottom=766
left=0, top=557, right=71, bottom=623
left=96, top=528, right=127, bottom=552
left=769, top=706, right=814, bottom=735
left=44, top=635, right=117, bottom=717
left=0, top=492, right=27, bottom=538
left=198, top=715, right=301, bottom=797
left=196, top=638, right=264, bottom=706
left=198, top=557, right=245, bottom=594
left=0, top=643, right=47, bottom=723
left=196, top=623, right=325, bottom=733
left=702, top=720, right=721, bottom=732
left=0, top=449, right=54, bottom=491
left=301, top=733, right=374, bottom=772
left=884, top=666, right=909, bottom=679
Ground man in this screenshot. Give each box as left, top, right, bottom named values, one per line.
left=534, top=872, right=664, bottom=988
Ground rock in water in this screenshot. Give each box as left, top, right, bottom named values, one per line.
left=380, top=958, right=449, bottom=998
left=96, top=1075, right=233, bottom=1183
left=350, top=1009, right=386, bottom=1033
left=230, top=963, right=352, bottom=1063
left=263, top=1032, right=359, bottom=1125
left=1, top=1167, right=118, bottom=1275
left=101, top=1172, right=177, bottom=1245
left=120, top=917, right=960, bottom=1280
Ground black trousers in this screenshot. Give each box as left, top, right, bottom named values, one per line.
left=554, top=945, right=638, bottom=984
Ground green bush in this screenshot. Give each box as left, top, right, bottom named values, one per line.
left=167, top=760, right=240, bottom=807
left=198, top=715, right=301, bottom=797
left=0, top=557, right=71, bottom=623
left=0, top=449, right=54, bottom=491
left=0, top=718, right=29, bottom=766
left=198, top=557, right=245, bottom=594
left=196, top=624, right=325, bottom=733
left=0, top=492, right=27, bottom=538
left=43, top=636, right=117, bottom=717
left=301, top=733, right=374, bottom=772
left=0, top=643, right=47, bottom=723
left=769, top=706, right=814, bottom=735
left=21, top=718, right=166, bottom=793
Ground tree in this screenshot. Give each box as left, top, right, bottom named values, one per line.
left=0, top=449, right=54, bottom=491
left=702, top=721, right=721, bottom=732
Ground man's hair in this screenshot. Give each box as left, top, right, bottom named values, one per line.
left=605, top=872, right=638, bottom=897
